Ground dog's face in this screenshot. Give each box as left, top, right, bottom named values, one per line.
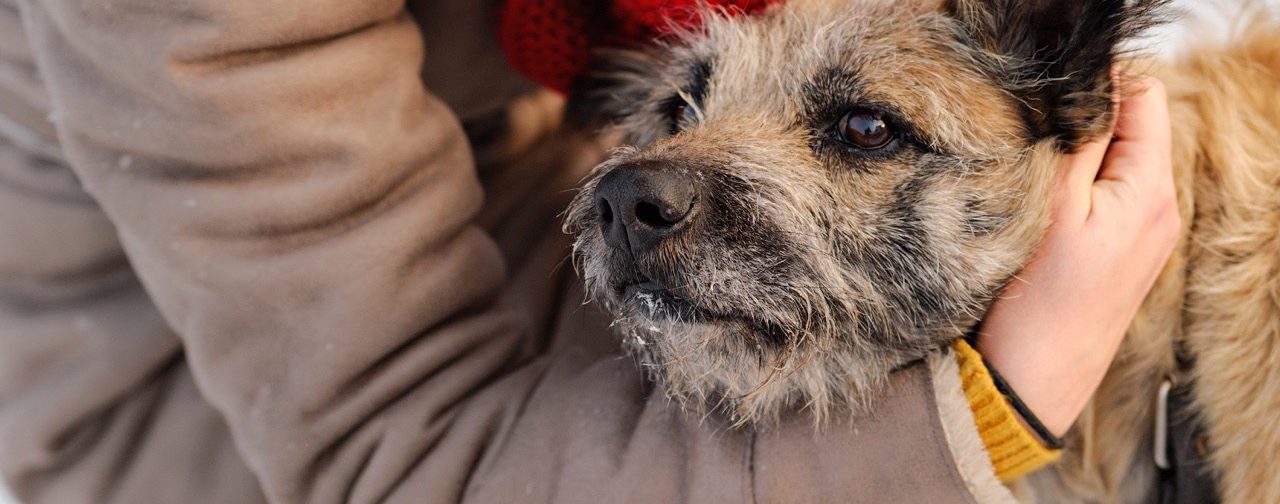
left=564, top=0, right=1165, bottom=423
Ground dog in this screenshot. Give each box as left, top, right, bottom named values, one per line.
left=561, top=0, right=1280, bottom=501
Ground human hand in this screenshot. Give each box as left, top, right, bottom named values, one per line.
left=975, top=76, right=1180, bottom=437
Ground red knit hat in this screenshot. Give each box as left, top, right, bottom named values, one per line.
left=499, top=0, right=783, bottom=94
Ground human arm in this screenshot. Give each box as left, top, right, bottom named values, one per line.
left=971, top=77, right=1180, bottom=477
left=0, top=2, right=265, bottom=500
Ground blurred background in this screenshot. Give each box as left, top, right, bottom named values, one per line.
left=0, top=1, right=1271, bottom=503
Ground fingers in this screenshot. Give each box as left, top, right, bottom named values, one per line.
left=1088, top=76, right=1178, bottom=235
left=1098, top=76, right=1172, bottom=184
left=1060, top=123, right=1114, bottom=205
left=1052, top=75, right=1172, bottom=224
left=1054, top=112, right=1114, bottom=222
left=1053, top=68, right=1126, bottom=211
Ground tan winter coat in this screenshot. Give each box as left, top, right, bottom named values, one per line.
left=0, top=0, right=1012, bottom=502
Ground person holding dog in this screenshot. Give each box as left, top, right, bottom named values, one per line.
left=0, top=0, right=1176, bottom=502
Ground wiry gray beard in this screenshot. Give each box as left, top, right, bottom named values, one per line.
left=607, top=305, right=905, bottom=427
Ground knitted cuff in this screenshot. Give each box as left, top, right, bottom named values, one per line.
left=953, top=339, right=1062, bottom=482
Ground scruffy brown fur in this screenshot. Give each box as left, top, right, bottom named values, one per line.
left=563, top=0, right=1280, bottom=501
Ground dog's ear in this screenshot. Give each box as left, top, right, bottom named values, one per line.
left=565, top=49, right=661, bottom=132
left=947, top=0, right=1169, bottom=150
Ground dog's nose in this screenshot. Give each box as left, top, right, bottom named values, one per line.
left=595, top=164, right=698, bottom=257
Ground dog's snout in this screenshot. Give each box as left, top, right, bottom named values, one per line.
left=595, top=164, right=698, bottom=257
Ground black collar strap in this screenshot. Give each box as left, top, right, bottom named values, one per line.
left=980, top=355, right=1065, bottom=450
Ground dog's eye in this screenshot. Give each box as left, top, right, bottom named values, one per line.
left=670, top=100, right=700, bottom=134
left=837, top=110, right=893, bottom=149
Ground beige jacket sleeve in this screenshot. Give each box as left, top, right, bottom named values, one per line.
left=0, top=1, right=266, bottom=502
left=2, top=0, right=1015, bottom=502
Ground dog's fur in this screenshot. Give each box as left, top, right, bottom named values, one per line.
left=561, top=0, right=1280, bottom=501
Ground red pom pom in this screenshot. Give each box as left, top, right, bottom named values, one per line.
left=499, top=0, right=784, bottom=94
left=499, top=0, right=595, bottom=95
left=612, top=0, right=782, bottom=38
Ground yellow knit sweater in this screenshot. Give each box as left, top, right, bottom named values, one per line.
left=954, top=339, right=1062, bottom=482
